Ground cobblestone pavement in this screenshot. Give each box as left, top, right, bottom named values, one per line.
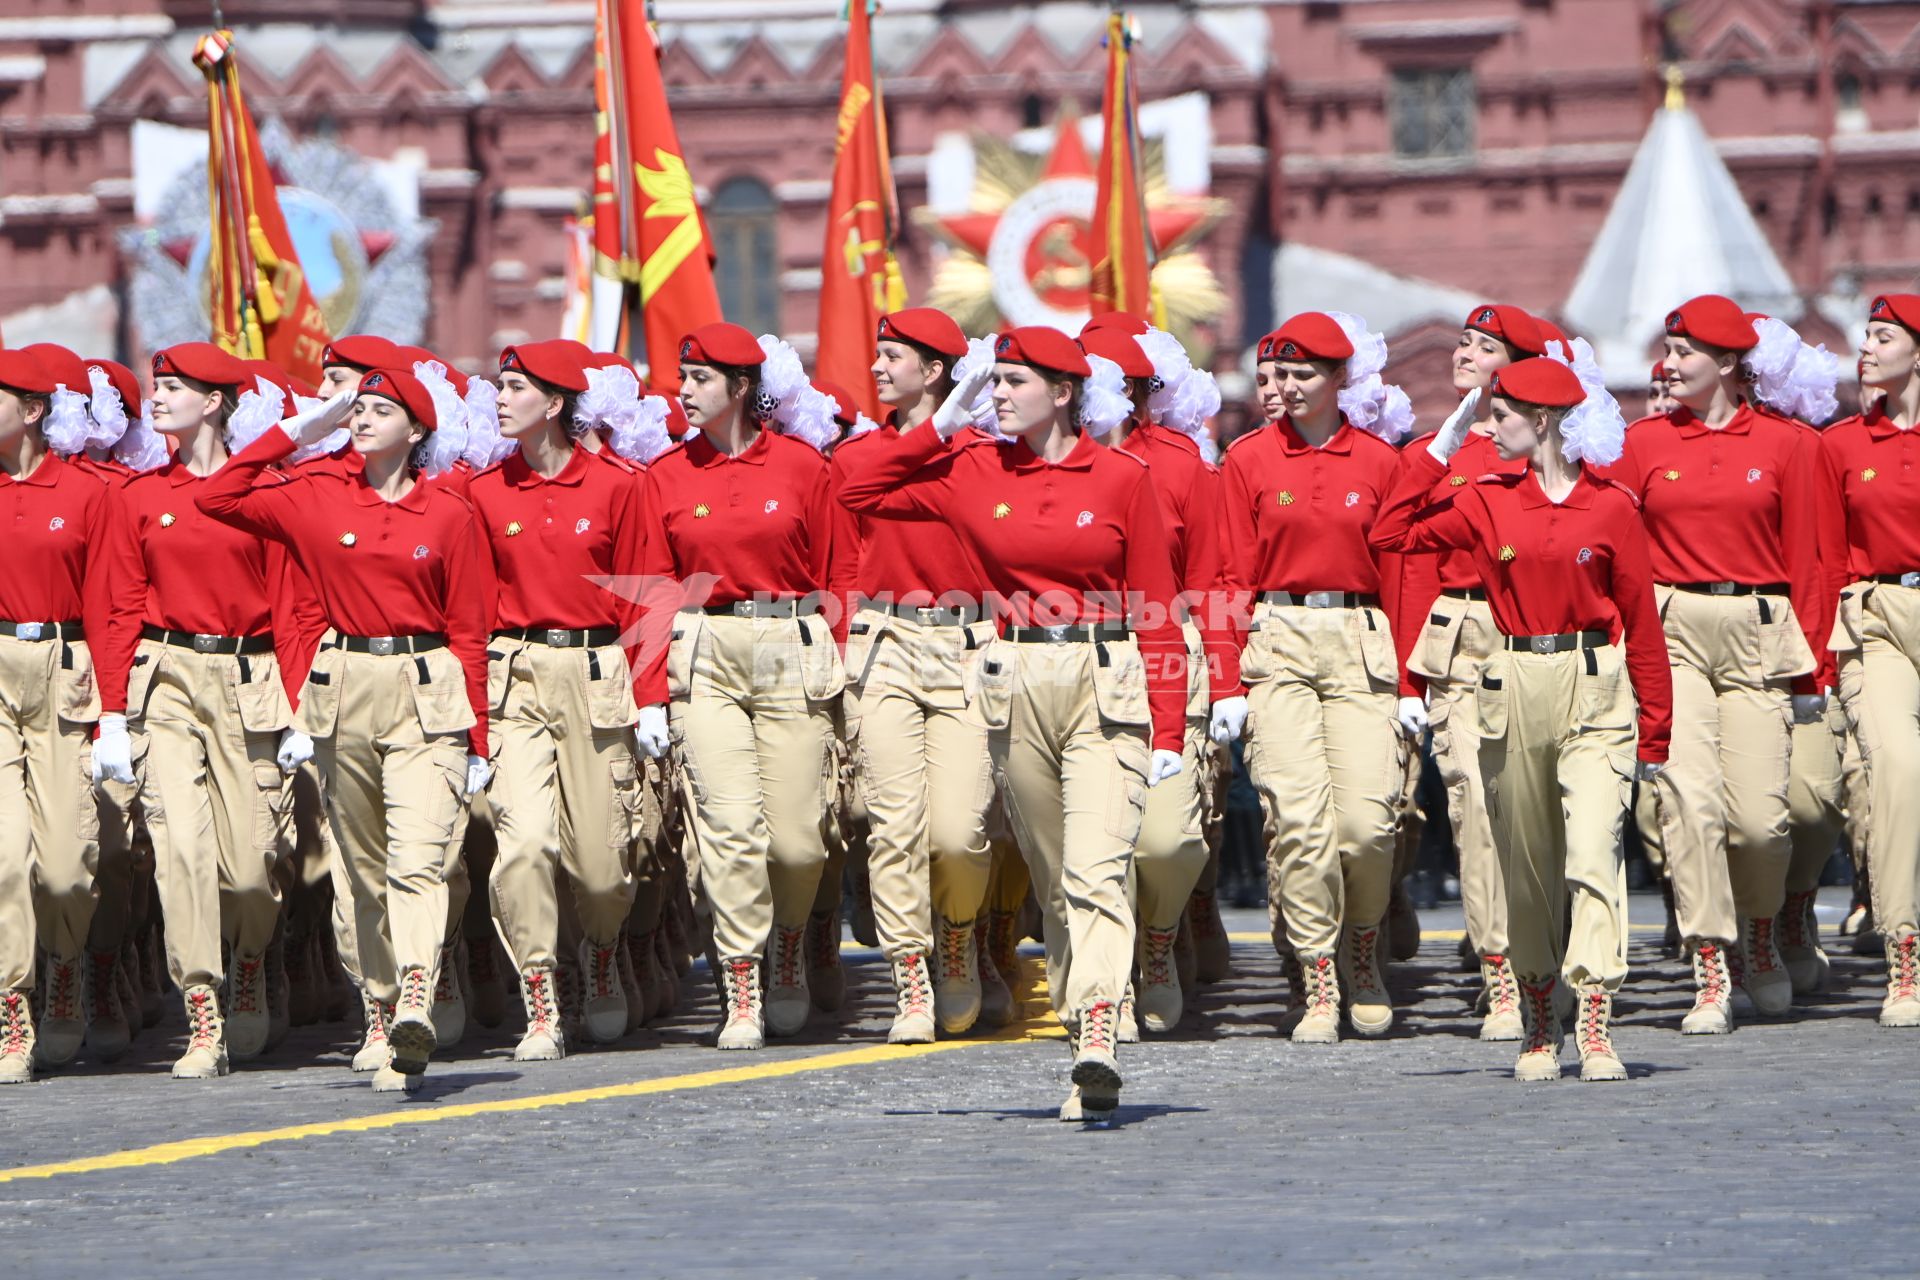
left=3, top=887, right=1913, bottom=1278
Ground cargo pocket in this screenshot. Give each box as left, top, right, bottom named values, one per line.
left=965, top=641, right=1015, bottom=731
left=293, top=646, right=343, bottom=738
left=667, top=713, right=706, bottom=806
left=1473, top=656, right=1510, bottom=741
left=1182, top=628, right=1209, bottom=716
left=1237, top=626, right=1272, bottom=685
left=485, top=644, right=517, bottom=714
left=609, top=752, right=644, bottom=850
left=409, top=649, right=478, bottom=736
left=1411, top=609, right=1466, bottom=683
left=1102, top=732, right=1149, bottom=843
left=796, top=614, right=845, bottom=701
left=1756, top=595, right=1815, bottom=681
left=55, top=641, right=100, bottom=724
left=1574, top=644, right=1634, bottom=730
left=666, top=614, right=702, bottom=699
left=1090, top=640, right=1152, bottom=728
left=232, top=656, right=293, bottom=733
left=1829, top=586, right=1869, bottom=655
left=585, top=645, right=639, bottom=730
left=125, top=647, right=162, bottom=722
left=250, top=760, right=292, bottom=855
left=1355, top=608, right=1400, bottom=690
left=841, top=617, right=880, bottom=690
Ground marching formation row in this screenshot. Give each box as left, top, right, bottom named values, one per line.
left=0, top=289, right=1916, bottom=1122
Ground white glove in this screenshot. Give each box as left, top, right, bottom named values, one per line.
left=281, top=389, right=355, bottom=449
left=91, top=714, right=135, bottom=786
left=931, top=359, right=995, bottom=440
left=1792, top=691, right=1828, bottom=725
left=463, top=753, right=493, bottom=797
left=276, top=729, right=314, bottom=774
left=1208, top=695, right=1248, bottom=745
left=1148, top=749, right=1184, bottom=788
left=634, top=704, right=669, bottom=760
left=1636, top=760, right=1666, bottom=783
left=1427, top=386, right=1480, bottom=465
left=1396, top=695, right=1429, bottom=737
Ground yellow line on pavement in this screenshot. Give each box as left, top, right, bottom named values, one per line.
left=1224, top=924, right=1668, bottom=944
left=2, top=979, right=1065, bottom=1186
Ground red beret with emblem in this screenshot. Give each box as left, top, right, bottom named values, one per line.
left=993, top=326, right=1091, bottom=378
left=0, top=348, right=56, bottom=397
left=1490, top=357, right=1586, bottom=408
left=1869, top=294, right=1920, bottom=336
left=1463, top=304, right=1546, bottom=357
left=87, top=358, right=141, bottom=414
left=1257, top=313, right=1354, bottom=363
left=1077, top=328, right=1154, bottom=380
left=877, top=309, right=967, bottom=359
left=152, top=341, right=249, bottom=389
left=1665, top=295, right=1758, bottom=351
left=320, top=334, right=402, bottom=373
left=355, top=366, right=439, bottom=432
left=1080, top=312, right=1151, bottom=337
left=678, top=323, right=764, bottom=369
left=1650, top=361, right=1667, bottom=381
left=20, top=343, right=89, bottom=393
left=812, top=380, right=859, bottom=428
left=499, top=340, right=590, bottom=395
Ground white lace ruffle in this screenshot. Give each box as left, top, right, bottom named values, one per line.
left=1543, top=337, right=1627, bottom=466
left=114, top=410, right=169, bottom=472
left=1326, top=311, right=1415, bottom=443
left=224, top=376, right=285, bottom=455
left=41, top=387, right=94, bottom=457
left=1077, top=354, right=1134, bottom=438
left=412, top=360, right=469, bottom=478
left=849, top=412, right=882, bottom=438
left=86, top=366, right=130, bottom=450
left=1745, top=316, right=1842, bottom=426
left=460, top=375, right=517, bottom=469
left=1135, top=326, right=1219, bottom=462
left=748, top=334, right=837, bottom=452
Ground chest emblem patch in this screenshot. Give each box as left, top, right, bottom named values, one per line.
left=505, top=521, right=523, bottom=537
left=1577, top=547, right=1593, bottom=565
left=694, top=503, right=711, bottom=518
left=413, top=545, right=430, bottom=560
left=1345, top=491, right=1360, bottom=508
left=993, top=502, right=1012, bottom=519
left=1862, top=468, right=1877, bottom=482
left=1498, top=544, right=1517, bottom=562
left=48, top=517, right=65, bottom=532
left=159, top=512, right=177, bottom=528
left=764, top=500, right=779, bottom=515
left=1276, top=490, right=1294, bottom=507
left=338, top=532, right=357, bottom=547
left=1448, top=475, right=1468, bottom=488
left=1076, top=510, right=1094, bottom=527
left=1746, top=468, right=1763, bottom=483
left=575, top=518, right=591, bottom=534
left=1663, top=470, right=1681, bottom=482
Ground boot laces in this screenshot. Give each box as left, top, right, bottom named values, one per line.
left=1346, top=927, right=1381, bottom=993
left=1748, top=917, right=1782, bottom=974
left=1779, top=892, right=1815, bottom=949
left=724, top=959, right=758, bottom=1023
left=231, top=954, right=264, bottom=1014
left=772, top=926, right=805, bottom=990
left=1187, top=893, right=1222, bottom=941
left=587, top=944, right=619, bottom=1001
left=435, top=948, right=462, bottom=1002
left=809, top=915, right=841, bottom=971
left=45, top=957, right=81, bottom=1021
left=1893, top=935, right=1920, bottom=1001
left=362, top=995, right=391, bottom=1044
left=1080, top=1000, right=1117, bottom=1054
left=1, top=993, right=29, bottom=1056
left=1521, top=980, right=1557, bottom=1055
left=1142, top=927, right=1178, bottom=987
left=185, top=988, right=221, bottom=1051
left=1486, top=954, right=1520, bottom=1015
left=524, top=971, right=556, bottom=1033
left=989, top=912, right=1017, bottom=972
left=399, top=966, right=431, bottom=1012
left=1695, top=943, right=1728, bottom=1005
left=87, top=950, right=118, bottom=1020
left=1578, top=992, right=1613, bottom=1057
left=897, top=954, right=932, bottom=1016
left=937, top=919, right=972, bottom=982
left=1305, top=955, right=1337, bottom=1013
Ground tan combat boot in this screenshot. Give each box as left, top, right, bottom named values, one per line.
left=513, top=966, right=565, bottom=1062
left=1479, top=954, right=1524, bottom=1042
left=617, top=934, right=647, bottom=1032
left=351, top=991, right=394, bottom=1072
left=887, top=951, right=936, bottom=1045
left=1069, top=999, right=1123, bottom=1116
left=932, top=913, right=981, bottom=1035
left=431, top=941, right=468, bottom=1049
left=579, top=938, right=629, bottom=1045
left=1136, top=924, right=1183, bottom=1034
left=975, top=917, right=1014, bottom=1029
left=35, top=954, right=85, bottom=1067
left=84, top=948, right=131, bottom=1063
left=715, top=957, right=764, bottom=1051
left=226, top=949, right=270, bottom=1061
left=1513, top=977, right=1563, bottom=1082
left=1680, top=939, right=1735, bottom=1035
left=764, top=924, right=810, bottom=1037
left=387, top=965, right=437, bottom=1075
left=1186, top=888, right=1232, bottom=984
left=1292, top=953, right=1341, bottom=1044
left=171, top=984, right=229, bottom=1080
left=1776, top=889, right=1830, bottom=995
left=1338, top=923, right=1393, bottom=1037
left=806, top=909, right=845, bottom=1013
left=0, top=991, right=35, bottom=1084
left=1881, top=931, right=1920, bottom=1028
left=1574, top=987, right=1626, bottom=1082
left=1737, top=916, right=1792, bottom=1016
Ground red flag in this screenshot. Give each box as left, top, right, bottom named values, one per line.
left=192, top=30, right=331, bottom=384
left=815, top=0, right=905, bottom=419
left=1089, top=12, right=1154, bottom=321
left=592, top=2, right=721, bottom=389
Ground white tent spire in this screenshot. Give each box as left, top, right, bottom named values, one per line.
left=1564, top=68, right=1800, bottom=382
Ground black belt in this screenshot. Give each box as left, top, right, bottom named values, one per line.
left=860, top=600, right=983, bottom=627
left=1864, top=572, right=1920, bottom=589
left=493, top=626, right=620, bottom=649
left=1007, top=622, right=1131, bottom=644
left=0, top=620, right=83, bottom=642
left=329, top=633, right=447, bottom=656
left=1441, top=587, right=1488, bottom=602
left=697, top=598, right=820, bottom=619
left=1261, top=590, right=1379, bottom=610
left=142, top=625, right=274, bottom=656
left=1505, top=629, right=1608, bottom=654
left=1664, top=581, right=1790, bottom=597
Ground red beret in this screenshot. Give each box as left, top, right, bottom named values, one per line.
left=355, top=366, right=438, bottom=432
left=21, top=343, right=88, bottom=393
left=0, top=349, right=55, bottom=397
left=993, top=326, right=1090, bottom=378
left=1257, top=313, right=1354, bottom=363
left=1080, top=312, right=1151, bottom=337
left=1490, top=357, right=1586, bottom=408
left=1533, top=318, right=1570, bottom=352
left=87, top=358, right=140, bottom=414
left=877, top=309, right=967, bottom=359
left=1869, top=294, right=1920, bottom=335
left=1077, top=328, right=1155, bottom=380
left=396, top=345, right=470, bottom=398
left=1463, top=305, right=1546, bottom=357
left=811, top=380, right=859, bottom=427
left=321, top=334, right=403, bottom=372
left=584, top=352, right=634, bottom=373
left=1650, top=361, right=1668, bottom=381
left=152, top=342, right=249, bottom=388
left=245, top=359, right=293, bottom=401
left=678, top=323, right=764, bottom=368
left=499, top=340, right=589, bottom=395
left=648, top=383, right=691, bottom=437
left=1665, top=295, right=1757, bottom=351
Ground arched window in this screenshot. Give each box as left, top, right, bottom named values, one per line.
left=708, top=177, right=778, bottom=337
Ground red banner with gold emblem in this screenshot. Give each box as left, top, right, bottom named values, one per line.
left=1089, top=12, right=1155, bottom=322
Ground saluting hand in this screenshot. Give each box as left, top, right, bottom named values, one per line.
left=285, top=389, right=355, bottom=449
left=1426, top=387, right=1480, bottom=464
left=931, top=360, right=995, bottom=441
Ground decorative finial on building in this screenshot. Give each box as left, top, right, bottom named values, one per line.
left=1664, top=64, right=1686, bottom=111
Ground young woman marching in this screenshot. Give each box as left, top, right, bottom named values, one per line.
left=198, top=366, right=492, bottom=1093
left=828, top=308, right=1000, bottom=1043
left=1371, top=354, right=1671, bottom=1081
left=1399, top=304, right=1547, bottom=1039
left=838, top=325, right=1185, bottom=1121
left=95, top=342, right=309, bottom=1078
left=1224, top=311, right=1419, bottom=1043
left=1820, top=293, right=1920, bottom=1026
left=1078, top=321, right=1244, bottom=1034
left=1608, top=295, right=1832, bottom=1031
left=0, top=349, right=114, bottom=1084
left=631, top=323, right=845, bottom=1050
left=468, top=340, right=649, bottom=1060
